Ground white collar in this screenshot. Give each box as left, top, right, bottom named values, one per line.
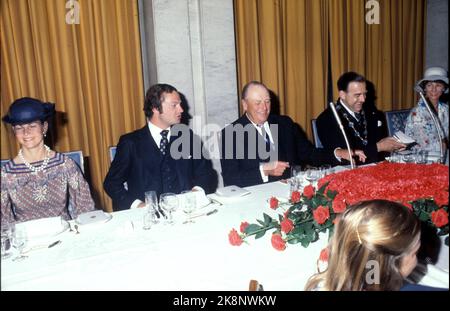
left=148, top=120, right=171, bottom=144
left=245, top=114, right=273, bottom=143
left=339, top=99, right=358, bottom=118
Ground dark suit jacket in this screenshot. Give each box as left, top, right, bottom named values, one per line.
left=104, top=125, right=217, bottom=211
left=220, top=114, right=338, bottom=188
left=316, top=101, right=388, bottom=164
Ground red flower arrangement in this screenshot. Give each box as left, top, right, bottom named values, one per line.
left=228, top=162, right=449, bottom=250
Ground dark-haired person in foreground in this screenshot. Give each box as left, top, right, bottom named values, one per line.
left=104, top=84, right=217, bottom=211
left=316, top=72, right=406, bottom=164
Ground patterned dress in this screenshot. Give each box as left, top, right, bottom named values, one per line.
left=1, top=152, right=95, bottom=223
left=405, top=100, right=449, bottom=153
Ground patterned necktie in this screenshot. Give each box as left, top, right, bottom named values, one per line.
left=160, top=130, right=169, bottom=155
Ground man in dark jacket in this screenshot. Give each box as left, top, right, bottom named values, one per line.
left=220, top=81, right=365, bottom=188
left=104, top=84, right=217, bottom=211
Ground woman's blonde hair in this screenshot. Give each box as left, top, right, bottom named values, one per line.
left=305, top=199, right=420, bottom=291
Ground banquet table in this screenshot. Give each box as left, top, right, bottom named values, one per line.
left=1, top=180, right=448, bottom=291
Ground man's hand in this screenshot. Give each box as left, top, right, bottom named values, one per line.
left=377, top=137, right=407, bottom=153
left=336, top=148, right=367, bottom=163
left=262, top=161, right=290, bottom=177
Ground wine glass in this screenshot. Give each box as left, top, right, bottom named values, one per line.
left=1, top=223, right=13, bottom=260
left=160, top=193, right=179, bottom=225
left=181, top=191, right=197, bottom=224
left=305, top=167, right=320, bottom=186
left=12, top=226, right=28, bottom=262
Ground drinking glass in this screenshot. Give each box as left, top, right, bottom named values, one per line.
left=305, top=167, right=320, bottom=186
left=145, top=191, right=159, bottom=224
left=160, top=193, right=179, bottom=225
left=1, top=223, right=12, bottom=260
left=12, top=227, right=28, bottom=262
left=181, top=191, right=197, bottom=224
left=319, top=165, right=332, bottom=178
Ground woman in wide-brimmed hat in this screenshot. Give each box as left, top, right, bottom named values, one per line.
left=405, top=67, right=449, bottom=154
left=1, top=97, right=95, bottom=223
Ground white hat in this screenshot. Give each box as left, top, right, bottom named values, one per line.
left=415, top=66, right=449, bottom=93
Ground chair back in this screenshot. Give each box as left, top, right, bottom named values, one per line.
left=109, top=146, right=117, bottom=162
left=385, top=109, right=411, bottom=136
left=311, top=119, right=323, bottom=149
left=64, top=150, right=84, bottom=173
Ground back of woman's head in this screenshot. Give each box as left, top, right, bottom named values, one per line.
left=306, top=199, right=420, bottom=291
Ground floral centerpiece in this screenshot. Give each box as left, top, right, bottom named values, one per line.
left=228, top=162, right=449, bottom=251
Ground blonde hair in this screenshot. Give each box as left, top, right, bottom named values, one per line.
left=305, top=200, right=420, bottom=291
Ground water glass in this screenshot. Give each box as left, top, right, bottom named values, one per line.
left=142, top=212, right=155, bottom=230
left=290, top=165, right=302, bottom=179
left=145, top=190, right=159, bottom=224
left=305, top=167, right=320, bottom=186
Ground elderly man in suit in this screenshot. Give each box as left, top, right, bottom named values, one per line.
left=316, top=72, right=406, bottom=164
left=104, top=83, right=217, bottom=211
left=220, top=81, right=365, bottom=188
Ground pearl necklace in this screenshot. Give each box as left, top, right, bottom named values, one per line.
left=18, top=145, right=51, bottom=173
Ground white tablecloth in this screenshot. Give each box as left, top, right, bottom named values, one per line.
left=1, top=181, right=448, bottom=291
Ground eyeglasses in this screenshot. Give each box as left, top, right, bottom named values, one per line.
left=425, top=82, right=445, bottom=91
left=12, top=122, right=42, bottom=135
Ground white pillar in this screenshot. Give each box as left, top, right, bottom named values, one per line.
left=139, top=0, right=239, bottom=187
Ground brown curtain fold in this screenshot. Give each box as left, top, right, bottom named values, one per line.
left=234, top=0, right=329, bottom=137
left=234, top=0, right=426, bottom=138
left=1, top=0, right=144, bottom=212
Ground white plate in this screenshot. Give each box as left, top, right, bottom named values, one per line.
left=75, top=211, right=112, bottom=226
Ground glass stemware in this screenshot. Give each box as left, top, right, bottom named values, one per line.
left=145, top=190, right=159, bottom=224
left=305, top=167, right=320, bottom=186
left=182, top=191, right=197, bottom=224
left=1, top=223, right=13, bottom=260
left=160, top=193, right=179, bottom=225
left=12, top=227, right=28, bottom=262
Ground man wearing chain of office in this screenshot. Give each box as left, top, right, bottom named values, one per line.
left=316, top=71, right=406, bottom=164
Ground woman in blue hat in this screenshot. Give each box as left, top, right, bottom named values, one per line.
left=1, top=97, right=95, bottom=223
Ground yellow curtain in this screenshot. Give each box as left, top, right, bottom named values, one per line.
left=235, top=0, right=426, bottom=136
left=234, top=0, right=329, bottom=137
left=1, top=0, right=144, bottom=212
left=365, top=0, right=426, bottom=111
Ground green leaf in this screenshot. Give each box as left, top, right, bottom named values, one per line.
left=263, top=213, right=272, bottom=226
left=245, top=224, right=262, bottom=235
left=254, top=230, right=266, bottom=239
left=327, top=190, right=338, bottom=200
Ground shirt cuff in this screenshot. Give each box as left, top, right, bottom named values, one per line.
left=259, top=163, right=269, bottom=183
left=130, top=199, right=143, bottom=209
left=334, top=148, right=342, bottom=162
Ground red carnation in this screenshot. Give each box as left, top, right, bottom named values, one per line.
left=332, top=198, right=346, bottom=213
left=269, top=197, right=279, bottom=209
left=240, top=221, right=249, bottom=233
left=228, top=229, right=243, bottom=246
left=303, top=185, right=315, bottom=199
left=313, top=205, right=330, bottom=225
left=434, top=192, right=449, bottom=207
left=271, top=233, right=286, bottom=251
left=319, top=247, right=329, bottom=262
left=431, top=209, right=449, bottom=228
left=280, top=218, right=294, bottom=234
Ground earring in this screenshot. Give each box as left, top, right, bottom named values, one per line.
left=43, top=132, right=47, bottom=137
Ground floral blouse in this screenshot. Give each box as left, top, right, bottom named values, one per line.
left=1, top=152, right=95, bottom=223
left=405, top=100, right=449, bottom=153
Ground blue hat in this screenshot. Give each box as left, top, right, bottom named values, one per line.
left=2, top=97, right=55, bottom=125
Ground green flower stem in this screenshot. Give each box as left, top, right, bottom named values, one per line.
left=244, top=224, right=278, bottom=238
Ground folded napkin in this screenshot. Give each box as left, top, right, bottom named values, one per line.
left=16, top=216, right=66, bottom=239
left=176, top=187, right=211, bottom=209
left=76, top=210, right=112, bottom=226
